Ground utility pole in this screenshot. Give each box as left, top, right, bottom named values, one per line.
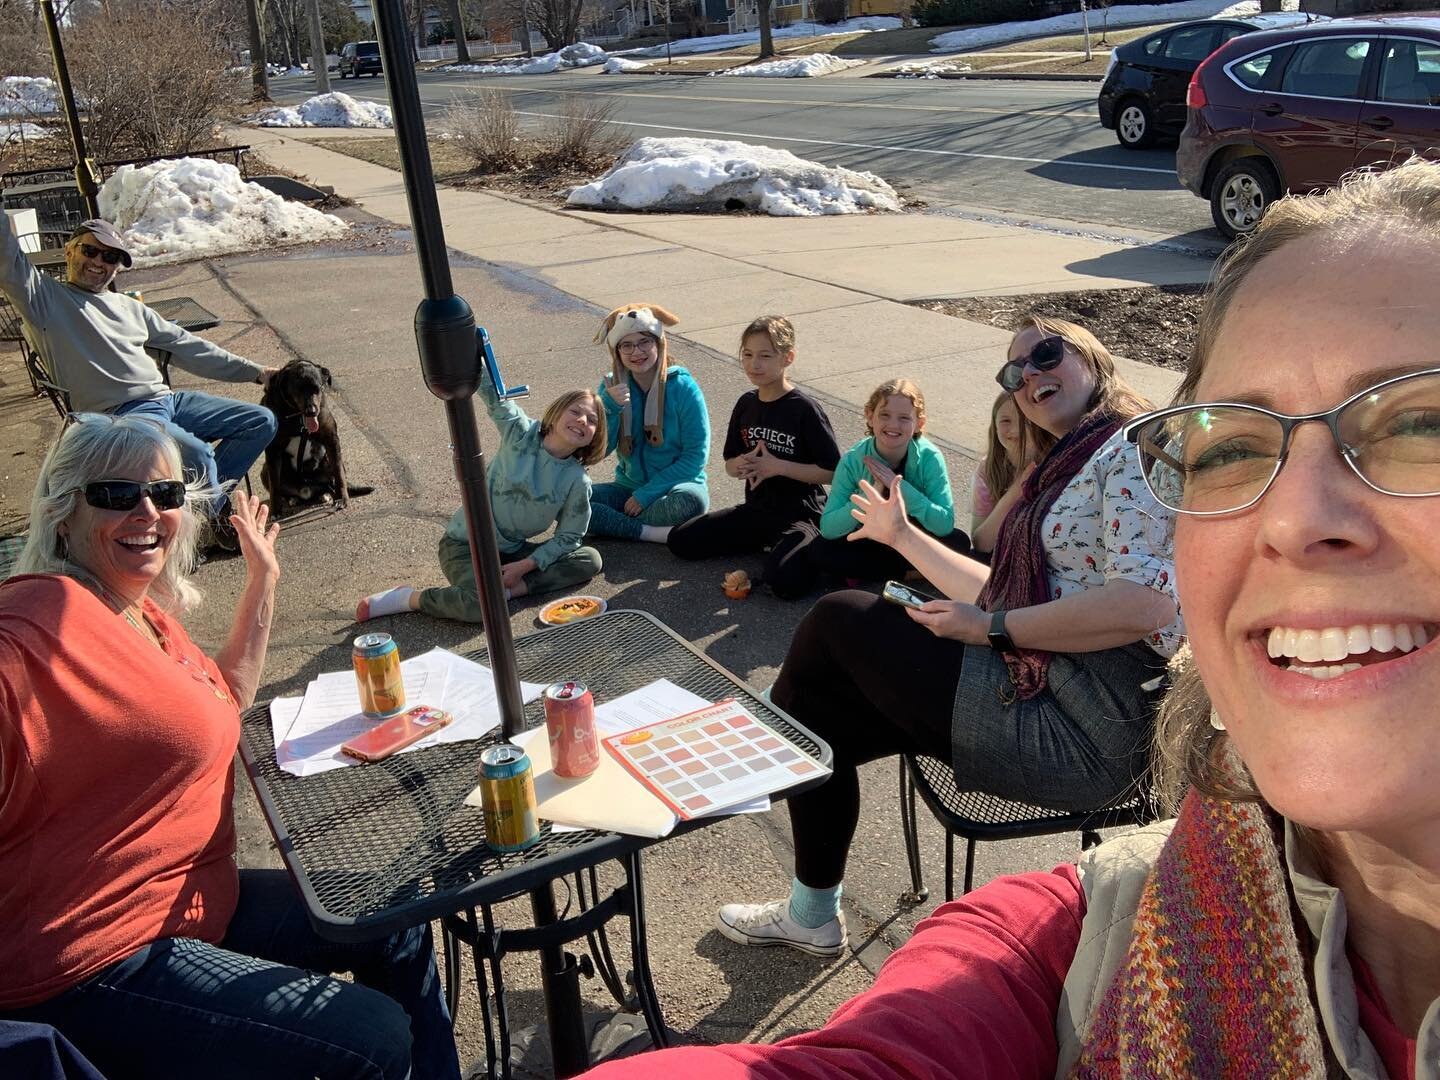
left=307, top=0, right=331, bottom=91
left=245, top=0, right=270, bottom=101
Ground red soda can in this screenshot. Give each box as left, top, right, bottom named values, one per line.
left=544, top=680, right=599, bottom=778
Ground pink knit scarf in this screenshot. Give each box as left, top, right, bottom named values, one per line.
left=1071, top=790, right=1335, bottom=1078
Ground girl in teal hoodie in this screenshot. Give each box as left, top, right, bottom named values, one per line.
left=589, top=304, right=710, bottom=542
left=768, top=378, right=969, bottom=598
left=354, top=379, right=608, bottom=623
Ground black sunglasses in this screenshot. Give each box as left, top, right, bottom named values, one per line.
left=996, top=336, right=1066, bottom=392
left=78, top=479, right=187, bottom=511
left=77, top=243, right=123, bottom=266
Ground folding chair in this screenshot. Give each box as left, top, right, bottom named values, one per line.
left=898, top=756, right=1159, bottom=902
left=0, top=297, right=68, bottom=418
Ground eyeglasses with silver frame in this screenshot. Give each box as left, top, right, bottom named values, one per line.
left=1123, top=367, right=1440, bottom=516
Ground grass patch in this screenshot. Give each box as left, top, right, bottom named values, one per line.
left=320, top=135, right=475, bottom=182
left=988, top=23, right=1167, bottom=52
left=831, top=24, right=971, bottom=55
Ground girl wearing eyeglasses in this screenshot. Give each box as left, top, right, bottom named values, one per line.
left=588, top=303, right=710, bottom=543
left=590, top=160, right=1440, bottom=1080
left=0, top=415, right=460, bottom=1080
left=705, top=315, right=1180, bottom=962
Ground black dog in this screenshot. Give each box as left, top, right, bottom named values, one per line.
left=260, top=360, right=370, bottom=514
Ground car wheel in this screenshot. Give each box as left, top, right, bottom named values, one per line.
left=1115, top=98, right=1156, bottom=150
left=1210, top=158, right=1278, bottom=239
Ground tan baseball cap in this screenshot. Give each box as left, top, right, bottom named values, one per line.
left=70, top=219, right=133, bottom=267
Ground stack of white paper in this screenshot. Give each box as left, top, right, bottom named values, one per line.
left=269, top=647, right=544, bottom=777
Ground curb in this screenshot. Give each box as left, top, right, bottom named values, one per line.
left=868, top=70, right=1103, bottom=81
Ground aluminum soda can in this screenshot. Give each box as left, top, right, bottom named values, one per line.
left=478, top=743, right=540, bottom=852
left=543, top=680, right=599, bottom=779
left=352, top=632, right=405, bottom=718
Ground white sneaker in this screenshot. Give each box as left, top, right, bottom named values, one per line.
left=716, top=899, right=846, bottom=958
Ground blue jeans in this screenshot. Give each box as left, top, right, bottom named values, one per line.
left=3, top=870, right=461, bottom=1080
left=588, top=480, right=707, bottom=540
left=113, top=391, right=276, bottom=515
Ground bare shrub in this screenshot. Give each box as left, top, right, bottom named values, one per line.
left=813, top=0, right=848, bottom=23
left=534, top=96, right=625, bottom=172
left=444, top=88, right=529, bottom=174
left=66, top=0, right=241, bottom=161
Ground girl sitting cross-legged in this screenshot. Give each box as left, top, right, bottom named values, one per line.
left=356, top=377, right=606, bottom=623
left=587, top=303, right=710, bottom=543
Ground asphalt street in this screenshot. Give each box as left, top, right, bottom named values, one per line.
left=271, top=70, right=1220, bottom=246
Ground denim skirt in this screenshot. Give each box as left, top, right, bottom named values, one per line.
left=949, top=641, right=1167, bottom=811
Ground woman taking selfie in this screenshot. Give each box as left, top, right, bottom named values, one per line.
left=590, top=158, right=1440, bottom=1078
left=0, top=416, right=459, bottom=1080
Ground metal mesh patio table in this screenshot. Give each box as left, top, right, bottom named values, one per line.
left=238, top=609, right=832, bottom=1076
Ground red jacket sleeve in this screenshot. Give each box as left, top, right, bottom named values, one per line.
left=585, top=866, right=1085, bottom=1080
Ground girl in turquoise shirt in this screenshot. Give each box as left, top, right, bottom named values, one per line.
left=589, top=303, right=710, bottom=542
left=768, top=378, right=968, bottom=598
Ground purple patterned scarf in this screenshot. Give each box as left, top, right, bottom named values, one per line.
left=1071, top=790, right=1332, bottom=1078
left=975, top=408, right=1121, bottom=700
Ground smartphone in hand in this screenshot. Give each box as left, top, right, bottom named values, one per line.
left=341, top=706, right=454, bottom=763
left=882, top=580, right=937, bottom=611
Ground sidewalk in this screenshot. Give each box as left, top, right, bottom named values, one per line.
left=244, top=125, right=1204, bottom=459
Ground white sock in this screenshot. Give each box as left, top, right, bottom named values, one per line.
left=357, top=586, right=416, bottom=621
left=639, top=525, right=672, bottom=543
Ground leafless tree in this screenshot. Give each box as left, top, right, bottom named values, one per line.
left=756, top=0, right=773, bottom=59
left=66, top=0, right=242, bottom=159
left=524, top=0, right=584, bottom=50
left=442, top=0, right=471, bottom=60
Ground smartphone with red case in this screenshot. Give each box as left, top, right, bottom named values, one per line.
left=341, top=705, right=454, bottom=763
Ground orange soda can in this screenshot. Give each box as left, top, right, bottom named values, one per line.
left=352, top=632, right=405, bottom=717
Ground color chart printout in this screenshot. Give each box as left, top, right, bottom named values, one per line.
left=603, top=699, right=829, bottom=820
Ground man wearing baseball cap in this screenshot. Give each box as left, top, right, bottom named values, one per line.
left=1, top=217, right=278, bottom=549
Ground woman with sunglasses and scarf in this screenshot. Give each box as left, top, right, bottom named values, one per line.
left=708, top=315, right=1182, bottom=960
left=0, top=415, right=460, bottom=1080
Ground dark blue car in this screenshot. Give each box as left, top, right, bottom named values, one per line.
left=1098, top=12, right=1325, bottom=148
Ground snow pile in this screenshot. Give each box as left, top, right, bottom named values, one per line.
left=252, top=91, right=392, bottom=128
left=451, top=41, right=609, bottom=75
left=892, top=60, right=971, bottom=77
left=0, top=122, right=55, bottom=144
left=718, top=54, right=865, bottom=77
left=566, top=137, right=901, bottom=217
left=930, top=0, right=1300, bottom=51
left=98, top=158, right=348, bottom=266
left=627, top=16, right=902, bottom=58
left=603, top=56, right=649, bottom=73
left=0, top=76, right=59, bottom=118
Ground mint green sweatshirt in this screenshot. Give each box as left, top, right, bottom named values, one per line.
left=442, top=379, right=592, bottom=570
left=0, top=221, right=261, bottom=413
left=819, top=434, right=956, bottom=540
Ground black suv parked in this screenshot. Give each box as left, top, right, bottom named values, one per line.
left=1098, top=13, right=1325, bottom=148
left=338, top=41, right=382, bottom=78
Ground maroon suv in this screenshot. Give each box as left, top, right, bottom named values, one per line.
left=1176, top=16, right=1440, bottom=238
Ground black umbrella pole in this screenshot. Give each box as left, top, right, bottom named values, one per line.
left=39, top=0, right=99, bottom=220
left=372, top=0, right=527, bottom=739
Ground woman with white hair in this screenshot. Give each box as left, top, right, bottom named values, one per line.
left=0, top=415, right=460, bottom=1080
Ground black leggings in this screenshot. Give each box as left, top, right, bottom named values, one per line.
left=772, top=590, right=960, bottom=889
left=766, top=523, right=972, bottom=601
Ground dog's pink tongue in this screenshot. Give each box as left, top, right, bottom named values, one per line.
left=304, top=415, right=320, bottom=434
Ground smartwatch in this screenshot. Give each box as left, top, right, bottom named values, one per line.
left=987, top=609, right=1018, bottom=655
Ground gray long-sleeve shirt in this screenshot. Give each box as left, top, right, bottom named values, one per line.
left=0, top=223, right=261, bottom=413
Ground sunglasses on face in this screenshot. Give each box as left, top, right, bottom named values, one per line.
left=78, top=479, right=187, bottom=512
left=76, top=243, right=123, bottom=266
left=996, top=336, right=1066, bottom=393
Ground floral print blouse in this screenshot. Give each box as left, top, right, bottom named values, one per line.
left=1039, top=429, right=1184, bottom=658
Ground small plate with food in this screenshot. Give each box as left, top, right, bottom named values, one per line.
left=539, top=595, right=608, bottom=626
